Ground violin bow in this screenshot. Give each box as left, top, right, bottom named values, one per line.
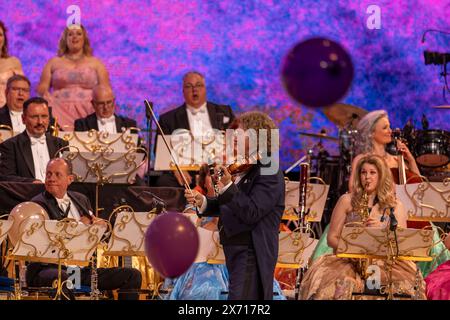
left=144, top=100, right=200, bottom=212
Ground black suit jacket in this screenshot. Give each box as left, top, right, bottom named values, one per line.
left=202, top=165, right=285, bottom=300
left=0, top=131, right=68, bottom=182
left=74, top=113, right=138, bottom=133
left=26, top=190, right=93, bottom=284
left=158, top=102, right=235, bottom=135
left=0, top=105, right=13, bottom=128
left=32, top=190, right=93, bottom=221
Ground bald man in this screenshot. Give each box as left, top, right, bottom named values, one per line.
left=74, top=85, right=137, bottom=133
left=28, top=158, right=142, bottom=300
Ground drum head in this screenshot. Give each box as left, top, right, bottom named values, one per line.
left=414, top=130, right=449, bottom=167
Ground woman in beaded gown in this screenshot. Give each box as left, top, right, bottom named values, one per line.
left=0, top=21, right=24, bottom=107
left=311, top=110, right=449, bottom=278
left=37, top=24, right=110, bottom=130
left=299, top=155, right=426, bottom=300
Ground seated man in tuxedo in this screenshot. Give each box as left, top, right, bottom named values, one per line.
left=74, top=84, right=145, bottom=184
left=156, top=71, right=235, bottom=188
left=74, top=84, right=137, bottom=133
left=0, top=75, right=57, bottom=135
left=0, top=97, right=68, bottom=182
left=27, top=158, right=142, bottom=300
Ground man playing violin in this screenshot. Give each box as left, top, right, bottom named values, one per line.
left=185, top=111, right=285, bottom=300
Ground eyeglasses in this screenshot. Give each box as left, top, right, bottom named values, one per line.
left=93, top=99, right=115, bottom=108
left=183, top=83, right=205, bottom=90
left=10, top=87, right=30, bottom=93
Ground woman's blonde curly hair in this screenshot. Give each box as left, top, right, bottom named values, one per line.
left=351, top=154, right=396, bottom=213
left=57, top=25, right=93, bottom=57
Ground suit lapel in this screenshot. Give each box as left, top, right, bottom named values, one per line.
left=114, top=114, right=122, bottom=133
left=0, top=107, right=13, bottom=127
left=68, top=192, right=89, bottom=217
left=88, top=114, right=99, bottom=131
left=177, top=105, right=191, bottom=131
left=46, top=134, right=61, bottom=158
left=207, top=102, right=219, bottom=129
left=44, top=191, right=66, bottom=220
left=18, top=132, right=35, bottom=178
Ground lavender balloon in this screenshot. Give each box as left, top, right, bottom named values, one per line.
left=281, top=37, right=354, bottom=108
left=144, top=211, right=199, bottom=278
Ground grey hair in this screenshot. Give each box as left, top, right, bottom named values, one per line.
left=355, top=110, right=389, bottom=155
left=182, top=71, right=205, bottom=83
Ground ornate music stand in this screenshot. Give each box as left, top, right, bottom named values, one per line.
left=0, top=215, right=13, bottom=247
left=102, top=206, right=160, bottom=299
left=206, top=228, right=318, bottom=300
left=59, top=131, right=146, bottom=215
left=336, top=224, right=433, bottom=300
left=8, top=217, right=106, bottom=300
left=283, top=178, right=330, bottom=223
left=0, top=125, right=15, bottom=144
left=395, top=179, right=450, bottom=222
left=59, top=129, right=140, bottom=153
left=154, top=131, right=225, bottom=171
left=277, top=229, right=318, bottom=299
left=58, top=131, right=146, bottom=299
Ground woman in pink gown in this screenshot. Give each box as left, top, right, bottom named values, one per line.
left=0, top=21, right=24, bottom=107
left=37, top=24, right=110, bottom=130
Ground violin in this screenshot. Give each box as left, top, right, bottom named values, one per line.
left=209, top=152, right=261, bottom=176
left=208, top=153, right=260, bottom=195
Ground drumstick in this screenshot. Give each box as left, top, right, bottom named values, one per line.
left=144, top=100, right=200, bottom=211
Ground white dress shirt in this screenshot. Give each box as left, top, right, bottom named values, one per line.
left=55, top=193, right=82, bottom=221
left=186, top=103, right=213, bottom=137
left=10, top=110, right=25, bottom=133
left=28, top=132, right=50, bottom=182
left=97, top=115, right=117, bottom=134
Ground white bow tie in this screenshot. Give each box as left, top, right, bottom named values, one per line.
left=30, top=136, right=46, bottom=145
left=188, top=107, right=206, bottom=115
left=10, top=110, right=22, bottom=117
left=57, top=196, right=71, bottom=209
left=99, top=117, right=115, bottom=125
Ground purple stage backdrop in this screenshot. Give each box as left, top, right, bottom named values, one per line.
left=1, top=0, right=449, bottom=169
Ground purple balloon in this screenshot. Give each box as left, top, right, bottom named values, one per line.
left=144, top=211, right=199, bottom=278
left=281, top=37, right=354, bottom=107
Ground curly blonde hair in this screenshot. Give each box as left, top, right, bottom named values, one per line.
left=0, top=21, right=9, bottom=58
left=57, top=25, right=93, bottom=57
left=230, top=111, right=278, bottom=153
left=355, top=110, right=389, bottom=155
left=351, top=154, right=396, bottom=212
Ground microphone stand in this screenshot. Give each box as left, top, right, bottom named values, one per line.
left=389, top=207, right=399, bottom=256
left=385, top=207, right=399, bottom=300
left=145, top=101, right=154, bottom=187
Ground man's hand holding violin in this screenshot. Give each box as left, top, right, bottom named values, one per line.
left=211, top=164, right=232, bottom=190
